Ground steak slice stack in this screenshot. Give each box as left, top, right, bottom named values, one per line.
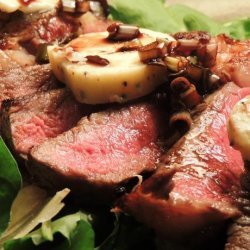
left=1, top=88, right=95, bottom=158
left=28, top=103, right=167, bottom=203
left=0, top=64, right=58, bottom=109
left=117, top=83, right=250, bottom=245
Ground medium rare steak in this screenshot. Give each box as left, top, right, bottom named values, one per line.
left=0, top=64, right=58, bottom=109
left=117, top=83, right=250, bottom=242
left=28, top=103, right=167, bottom=203
left=225, top=98, right=250, bottom=249
left=1, top=88, right=94, bottom=158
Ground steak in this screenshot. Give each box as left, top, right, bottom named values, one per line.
left=117, top=83, right=250, bottom=243
left=0, top=49, right=35, bottom=70
left=0, top=64, right=58, bottom=109
left=28, top=103, right=167, bottom=203
left=226, top=102, right=250, bottom=250
left=1, top=88, right=95, bottom=158
left=212, top=34, right=250, bottom=88
left=225, top=215, right=250, bottom=249
left=0, top=8, right=108, bottom=54
left=225, top=165, right=250, bottom=249
left=0, top=10, right=75, bottom=53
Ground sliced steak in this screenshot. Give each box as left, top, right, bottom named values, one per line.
left=0, top=49, right=35, bottom=70
left=28, top=103, right=167, bottom=203
left=0, top=64, right=58, bottom=109
left=0, top=9, right=108, bottom=54
left=225, top=96, right=250, bottom=249
left=212, top=34, right=250, bottom=88
left=1, top=88, right=95, bottom=158
left=225, top=214, right=250, bottom=249
left=117, top=83, right=250, bottom=242
left=225, top=169, right=250, bottom=249
left=0, top=10, right=75, bottom=53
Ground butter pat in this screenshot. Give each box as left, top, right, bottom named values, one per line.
left=228, top=95, right=250, bottom=161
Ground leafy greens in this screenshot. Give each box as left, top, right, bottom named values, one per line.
left=2, top=0, right=250, bottom=249
left=0, top=137, right=21, bottom=236
left=3, top=212, right=94, bottom=250
left=0, top=187, right=70, bottom=245
left=109, top=0, right=250, bottom=40
left=97, top=215, right=155, bottom=250
left=108, top=0, right=180, bottom=33
left=0, top=138, right=81, bottom=250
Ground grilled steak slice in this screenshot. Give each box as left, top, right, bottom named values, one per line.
left=225, top=98, right=250, bottom=249
left=0, top=64, right=58, bottom=109
left=225, top=215, right=250, bottom=249
left=225, top=168, right=250, bottom=249
left=28, top=103, right=167, bottom=203
left=0, top=49, right=35, bottom=70
left=225, top=171, right=250, bottom=249
left=1, top=88, right=95, bottom=158
left=212, top=34, right=250, bottom=87
left=0, top=10, right=75, bottom=53
left=0, top=9, right=108, bottom=54
left=225, top=171, right=250, bottom=250
left=117, top=83, right=250, bottom=242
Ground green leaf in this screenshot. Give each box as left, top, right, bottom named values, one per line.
left=0, top=186, right=70, bottom=245
left=108, top=0, right=181, bottom=33
left=109, top=1, right=250, bottom=40
left=3, top=212, right=95, bottom=250
left=56, top=220, right=95, bottom=250
left=97, top=215, right=154, bottom=250
left=224, top=18, right=250, bottom=39
left=0, top=137, right=22, bottom=236
left=31, top=211, right=90, bottom=246
left=108, top=0, right=226, bottom=35
left=166, top=4, right=224, bottom=35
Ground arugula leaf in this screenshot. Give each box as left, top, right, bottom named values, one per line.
left=55, top=220, right=94, bottom=250
left=166, top=4, right=223, bottom=35
left=0, top=137, right=21, bottom=236
left=97, top=215, right=154, bottom=250
left=0, top=186, right=70, bottom=245
left=31, top=211, right=91, bottom=246
left=224, top=18, right=250, bottom=40
left=108, top=0, right=181, bottom=33
left=108, top=0, right=250, bottom=40
left=3, top=212, right=95, bottom=250
left=108, top=0, right=223, bottom=34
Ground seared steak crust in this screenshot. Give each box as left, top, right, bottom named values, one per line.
left=118, top=83, right=250, bottom=241
left=226, top=215, right=250, bottom=250
left=1, top=88, right=94, bottom=158
left=0, top=64, right=58, bottom=109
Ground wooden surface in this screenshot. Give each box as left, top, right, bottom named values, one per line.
left=166, top=0, right=250, bottom=22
